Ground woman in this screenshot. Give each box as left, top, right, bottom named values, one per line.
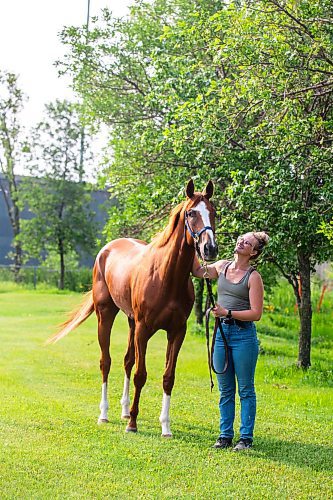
left=192, top=231, right=269, bottom=451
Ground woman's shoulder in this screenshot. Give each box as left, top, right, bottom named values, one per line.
left=215, top=259, right=231, bottom=276
left=248, top=268, right=263, bottom=285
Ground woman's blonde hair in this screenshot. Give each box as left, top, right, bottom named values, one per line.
left=252, top=231, right=269, bottom=260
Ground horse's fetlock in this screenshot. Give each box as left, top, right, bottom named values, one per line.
left=120, top=395, right=130, bottom=406
left=130, top=409, right=138, bottom=419
left=99, top=401, right=109, bottom=411
left=159, top=414, right=170, bottom=425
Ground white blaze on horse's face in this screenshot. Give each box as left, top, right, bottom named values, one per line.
left=195, top=200, right=218, bottom=261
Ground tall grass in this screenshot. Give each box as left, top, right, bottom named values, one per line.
left=259, top=278, right=333, bottom=342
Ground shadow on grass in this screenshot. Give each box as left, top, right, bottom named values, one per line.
left=94, top=416, right=333, bottom=475
left=251, top=436, right=333, bottom=473
left=114, top=423, right=333, bottom=474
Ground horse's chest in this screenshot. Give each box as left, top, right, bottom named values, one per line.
left=136, top=273, right=192, bottom=303
left=133, top=275, right=194, bottom=329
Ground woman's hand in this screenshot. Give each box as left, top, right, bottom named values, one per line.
left=211, top=304, right=227, bottom=318
left=191, top=255, right=222, bottom=279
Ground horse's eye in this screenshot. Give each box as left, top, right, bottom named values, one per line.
left=188, top=210, right=196, bottom=218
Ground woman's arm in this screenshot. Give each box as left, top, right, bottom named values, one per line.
left=192, top=255, right=226, bottom=279
left=212, top=271, right=264, bottom=321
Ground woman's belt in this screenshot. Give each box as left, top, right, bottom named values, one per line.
left=221, top=318, right=250, bottom=328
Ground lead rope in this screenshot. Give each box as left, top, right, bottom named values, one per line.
left=203, top=262, right=229, bottom=391
left=184, top=214, right=228, bottom=389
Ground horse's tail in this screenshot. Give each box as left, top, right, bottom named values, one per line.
left=46, top=290, right=94, bottom=344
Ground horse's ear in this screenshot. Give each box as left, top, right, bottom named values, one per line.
left=185, top=179, right=195, bottom=199
left=203, top=180, right=214, bottom=200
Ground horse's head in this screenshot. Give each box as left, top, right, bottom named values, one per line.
left=184, top=179, right=218, bottom=262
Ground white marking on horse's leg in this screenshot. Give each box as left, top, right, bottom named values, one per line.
left=98, top=382, right=109, bottom=423
left=120, top=375, right=130, bottom=419
left=159, top=392, right=172, bottom=437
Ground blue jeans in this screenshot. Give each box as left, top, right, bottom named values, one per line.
left=212, top=321, right=259, bottom=440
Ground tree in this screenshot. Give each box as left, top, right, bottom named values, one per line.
left=156, top=0, right=333, bottom=368
left=152, top=0, right=333, bottom=368
left=19, top=100, right=97, bottom=289
left=58, top=0, right=222, bottom=240
left=0, top=71, right=28, bottom=279
left=60, top=0, right=333, bottom=366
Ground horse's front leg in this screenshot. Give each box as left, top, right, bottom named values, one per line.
left=120, top=317, right=135, bottom=419
left=160, top=325, right=186, bottom=437
left=126, top=323, right=150, bottom=433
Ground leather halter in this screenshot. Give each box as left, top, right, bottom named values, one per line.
left=184, top=210, right=214, bottom=259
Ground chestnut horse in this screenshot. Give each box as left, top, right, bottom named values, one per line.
left=48, top=180, right=218, bottom=436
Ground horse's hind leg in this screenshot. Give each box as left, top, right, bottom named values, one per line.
left=120, top=317, right=135, bottom=419
left=95, top=291, right=119, bottom=424
left=160, top=325, right=187, bottom=437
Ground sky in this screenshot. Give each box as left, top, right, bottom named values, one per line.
left=0, top=0, right=134, bottom=129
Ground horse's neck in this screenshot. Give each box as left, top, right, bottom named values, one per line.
left=157, top=224, right=194, bottom=283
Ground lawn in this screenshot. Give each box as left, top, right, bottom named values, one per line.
left=0, top=283, right=332, bottom=499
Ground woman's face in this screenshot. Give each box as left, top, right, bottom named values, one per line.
left=235, top=232, right=258, bottom=258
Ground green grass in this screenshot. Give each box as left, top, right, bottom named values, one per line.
left=0, top=284, right=332, bottom=499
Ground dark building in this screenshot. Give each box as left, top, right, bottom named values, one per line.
left=0, top=174, right=115, bottom=267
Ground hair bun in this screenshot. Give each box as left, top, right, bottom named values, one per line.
left=253, top=232, right=269, bottom=247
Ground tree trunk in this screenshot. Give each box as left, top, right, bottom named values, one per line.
left=59, top=239, right=65, bottom=290
left=194, top=278, right=204, bottom=325
left=13, top=240, right=22, bottom=283
left=0, top=176, right=23, bottom=281
left=79, top=126, right=85, bottom=182
left=297, top=251, right=312, bottom=369
left=12, top=202, right=22, bottom=282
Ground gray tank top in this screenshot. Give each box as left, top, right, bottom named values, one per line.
left=217, top=261, right=254, bottom=311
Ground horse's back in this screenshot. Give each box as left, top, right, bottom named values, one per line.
left=96, top=238, right=147, bottom=265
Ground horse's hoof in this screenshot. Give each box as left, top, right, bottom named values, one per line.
left=121, top=414, right=130, bottom=420
left=125, top=426, right=137, bottom=433
left=162, top=433, right=172, bottom=438
left=98, top=418, right=109, bottom=425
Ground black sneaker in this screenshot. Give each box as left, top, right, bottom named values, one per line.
left=233, top=438, right=253, bottom=451
left=212, top=437, right=233, bottom=449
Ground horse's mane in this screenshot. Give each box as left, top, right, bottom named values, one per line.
left=152, top=202, right=185, bottom=248
left=152, top=194, right=203, bottom=248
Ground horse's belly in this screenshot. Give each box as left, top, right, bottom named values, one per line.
left=105, top=267, right=134, bottom=316
left=102, top=239, right=146, bottom=317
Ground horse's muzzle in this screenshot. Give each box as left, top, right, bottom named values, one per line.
left=203, top=242, right=218, bottom=261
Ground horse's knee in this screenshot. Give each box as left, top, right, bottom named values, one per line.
left=133, top=370, right=147, bottom=389
left=124, top=349, right=135, bottom=368
left=100, top=357, right=111, bottom=374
